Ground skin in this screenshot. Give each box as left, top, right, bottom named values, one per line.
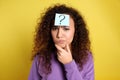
left=51, top=17, right=75, bottom=64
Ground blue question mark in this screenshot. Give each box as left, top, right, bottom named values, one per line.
left=59, top=15, right=65, bottom=25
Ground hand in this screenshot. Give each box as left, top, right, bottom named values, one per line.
left=55, top=44, right=73, bottom=64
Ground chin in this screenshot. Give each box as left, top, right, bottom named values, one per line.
left=57, top=44, right=66, bottom=48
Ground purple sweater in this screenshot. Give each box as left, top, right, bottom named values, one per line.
left=28, top=53, right=94, bottom=80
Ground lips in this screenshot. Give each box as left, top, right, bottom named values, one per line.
left=57, top=40, right=65, bottom=44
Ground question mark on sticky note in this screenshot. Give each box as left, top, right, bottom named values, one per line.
left=54, top=13, right=70, bottom=26
left=59, top=15, right=65, bottom=25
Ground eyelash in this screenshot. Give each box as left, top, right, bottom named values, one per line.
left=51, top=27, right=70, bottom=31
left=63, top=28, right=70, bottom=30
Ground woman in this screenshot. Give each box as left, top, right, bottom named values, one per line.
left=28, top=4, right=94, bottom=80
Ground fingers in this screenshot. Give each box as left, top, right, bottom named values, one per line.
left=55, top=44, right=73, bottom=64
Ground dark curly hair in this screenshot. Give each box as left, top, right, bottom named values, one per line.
left=32, top=4, right=91, bottom=74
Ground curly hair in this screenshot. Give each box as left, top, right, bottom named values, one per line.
left=32, top=4, right=91, bottom=74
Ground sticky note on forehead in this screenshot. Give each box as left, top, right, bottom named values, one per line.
left=54, top=13, right=70, bottom=26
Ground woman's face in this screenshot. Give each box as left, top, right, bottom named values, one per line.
left=51, top=17, right=75, bottom=48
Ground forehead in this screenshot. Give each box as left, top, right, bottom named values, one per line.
left=69, top=17, right=74, bottom=27
left=53, top=17, right=74, bottom=28
left=54, top=13, right=70, bottom=26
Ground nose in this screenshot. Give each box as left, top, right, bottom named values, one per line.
left=57, top=27, right=63, bottom=38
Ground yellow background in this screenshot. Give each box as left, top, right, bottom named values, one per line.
left=0, top=0, right=120, bottom=80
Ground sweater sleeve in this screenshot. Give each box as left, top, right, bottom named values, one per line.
left=64, top=54, right=94, bottom=80
left=28, top=56, right=41, bottom=80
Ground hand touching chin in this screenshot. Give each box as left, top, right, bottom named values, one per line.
left=56, top=43, right=66, bottom=49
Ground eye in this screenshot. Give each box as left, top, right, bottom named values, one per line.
left=63, top=27, right=70, bottom=31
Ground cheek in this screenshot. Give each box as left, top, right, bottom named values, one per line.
left=67, top=31, right=75, bottom=44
